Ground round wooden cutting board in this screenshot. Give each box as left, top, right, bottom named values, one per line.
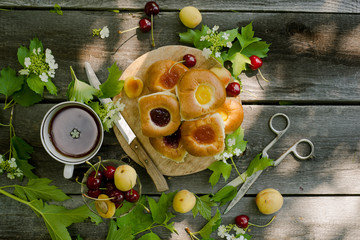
left=113, top=45, right=224, bottom=176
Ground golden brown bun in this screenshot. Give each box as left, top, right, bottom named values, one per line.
left=145, top=60, right=188, bottom=93
left=181, top=113, right=225, bottom=157
left=138, top=92, right=181, bottom=137
left=216, top=98, right=244, bottom=134
left=176, top=69, right=226, bottom=120
left=149, top=128, right=187, bottom=162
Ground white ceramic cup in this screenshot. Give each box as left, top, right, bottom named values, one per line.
left=40, top=101, right=104, bottom=179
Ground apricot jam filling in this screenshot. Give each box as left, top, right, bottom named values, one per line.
left=193, top=125, right=215, bottom=144
left=217, top=110, right=228, bottom=121
left=195, top=85, right=213, bottom=105
left=150, top=108, right=171, bottom=127
left=160, top=69, right=180, bottom=89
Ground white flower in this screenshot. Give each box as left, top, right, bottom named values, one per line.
left=233, top=226, right=245, bottom=235
left=24, top=57, right=31, bottom=67
left=200, top=36, right=206, bottom=41
left=45, top=48, right=55, bottom=63
left=227, top=138, right=235, bottom=146
left=14, top=169, right=23, bottom=177
left=206, top=29, right=212, bottom=34
left=202, top=48, right=212, bottom=59
left=215, top=52, right=221, bottom=58
left=9, top=158, right=17, bottom=168
left=213, top=25, right=219, bottom=32
left=222, top=32, right=230, bottom=40
left=223, top=152, right=233, bottom=159
left=227, top=41, right=233, bottom=48
left=32, top=49, right=36, bottom=54
left=237, top=235, right=245, bottom=240
left=37, top=48, right=41, bottom=54
left=48, top=69, right=55, bottom=78
left=0, top=155, right=3, bottom=163
left=39, top=72, right=49, bottom=82
left=234, top=148, right=242, bottom=156
left=100, top=26, right=110, bottom=39
left=7, top=173, right=15, bottom=179
left=19, top=69, right=30, bottom=75
left=48, top=60, right=58, bottom=70
left=217, top=225, right=227, bottom=238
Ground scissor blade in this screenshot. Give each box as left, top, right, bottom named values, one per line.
left=223, top=170, right=263, bottom=215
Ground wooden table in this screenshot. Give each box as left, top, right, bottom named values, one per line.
left=1, top=1, right=359, bottom=239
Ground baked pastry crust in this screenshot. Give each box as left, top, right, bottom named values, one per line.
left=138, top=92, right=181, bottom=137
left=145, top=59, right=188, bottom=93
left=181, top=113, right=225, bottom=157
left=176, top=69, right=226, bottom=120
left=216, top=98, right=244, bottom=134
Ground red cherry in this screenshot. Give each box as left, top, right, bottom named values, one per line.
left=226, top=82, right=241, bottom=97
left=139, top=18, right=152, bottom=33
left=87, top=189, right=102, bottom=198
left=115, top=202, right=123, bottom=209
left=124, top=189, right=140, bottom=203
left=183, top=54, right=196, bottom=68
left=103, top=165, right=116, bottom=179
left=235, top=215, right=249, bottom=229
left=90, top=170, right=103, bottom=180
left=103, top=182, right=116, bottom=195
left=86, top=175, right=102, bottom=190
left=144, top=1, right=160, bottom=16
left=108, top=189, right=125, bottom=204
left=249, top=55, right=263, bottom=70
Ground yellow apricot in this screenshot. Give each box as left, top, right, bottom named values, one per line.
left=173, top=189, right=196, bottom=213
left=179, top=6, right=202, bottom=28
left=124, top=76, right=143, bottom=98
left=256, top=188, right=283, bottom=214
left=95, top=194, right=116, bottom=218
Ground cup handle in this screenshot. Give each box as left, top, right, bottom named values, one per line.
left=63, top=164, right=74, bottom=179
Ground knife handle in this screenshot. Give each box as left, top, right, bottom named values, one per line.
left=129, top=138, right=169, bottom=192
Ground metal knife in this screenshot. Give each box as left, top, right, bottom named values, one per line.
left=84, top=62, right=169, bottom=192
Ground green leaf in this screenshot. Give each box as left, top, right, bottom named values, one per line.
left=208, top=161, right=232, bottom=188
left=198, top=209, right=222, bottom=239
left=16, top=158, right=38, bottom=179
left=245, top=154, right=274, bottom=177
left=76, top=235, right=84, bottom=240
left=12, top=83, right=43, bottom=107
left=237, top=22, right=261, bottom=50
left=193, top=25, right=212, bottom=50
left=67, top=66, right=99, bottom=103
left=44, top=79, right=58, bottom=95
left=109, top=227, right=133, bottom=240
left=29, top=37, right=43, bottom=54
left=13, top=178, right=70, bottom=202
left=106, top=220, right=118, bottom=240
left=225, top=126, right=247, bottom=153
left=241, top=41, right=271, bottom=58
left=0, top=67, right=24, bottom=96
left=147, top=192, right=176, bottom=224
left=17, top=46, right=30, bottom=67
left=99, top=63, right=124, bottom=98
left=138, top=232, right=161, bottom=240
left=11, top=136, right=38, bottom=179
left=50, top=4, right=63, bottom=15
left=179, top=29, right=197, bottom=45
left=228, top=52, right=250, bottom=77
left=27, top=74, right=45, bottom=95
left=116, top=196, right=153, bottom=234
left=30, top=200, right=100, bottom=240
left=211, top=185, right=237, bottom=206
left=219, top=28, right=238, bottom=45
left=192, top=195, right=217, bottom=221
left=227, top=41, right=242, bottom=59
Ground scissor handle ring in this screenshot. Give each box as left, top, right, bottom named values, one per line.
left=292, top=139, right=315, bottom=160
left=269, top=113, right=290, bottom=135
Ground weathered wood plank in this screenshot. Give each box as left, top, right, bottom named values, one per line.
left=0, top=0, right=359, bottom=13
left=0, top=11, right=359, bottom=102
left=0, top=195, right=359, bottom=239
left=1, top=104, right=359, bottom=195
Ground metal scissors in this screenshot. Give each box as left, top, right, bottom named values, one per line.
left=223, top=113, right=315, bottom=214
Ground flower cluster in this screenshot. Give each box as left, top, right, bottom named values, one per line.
left=19, top=47, right=58, bottom=83
left=92, top=26, right=110, bottom=39
left=0, top=155, right=23, bottom=179
left=218, top=224, right=247, bottom=240
left=201, top=25, right=233, bottom=59
left=96, top=98, right=125, bottom=131
left=215, top=136, right=243, bottom=162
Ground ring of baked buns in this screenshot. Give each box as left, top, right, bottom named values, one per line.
left=176, top=69, right=226, bottom=120
left=181, top=113, right=225, bottom=157
left=216, top=98, right=244, bottom=134
left=145, top=59, right=188, bottom=93
left=149, top=127, right=187, bottom=162
left=138, top=92, right=181, bottom=137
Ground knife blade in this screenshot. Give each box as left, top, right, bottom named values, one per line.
left=84, top=62, right=169, bottom=192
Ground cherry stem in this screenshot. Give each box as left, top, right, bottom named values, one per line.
left=75, top=177, right=85, bottom=186
left=258, top=68, right=269, bottom=82
left=118, top=26, right=139, bottom=34
left=246, top=216, right=276, bottom=231
left=185, top=227, right=200, bottom=240
left=168, top=60, right=185, bottom=73
left=86, top=161, right=97, bottom=173
left=151, top=14, right=155, bottom=47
